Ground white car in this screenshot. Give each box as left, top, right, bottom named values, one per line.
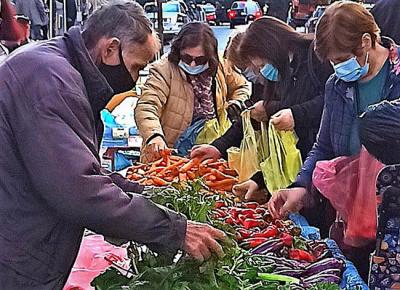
left=145, top=0, right=192, bottom=40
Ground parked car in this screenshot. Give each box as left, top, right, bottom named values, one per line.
left=144, top=0, right=192, bottom=40
left=201, top=3, right=217, bottom=24
left=228, top=0, right=262, bottom=29
left=288, top=0, right=329, bottom=28
left=304, top=5, right=326, bottom=33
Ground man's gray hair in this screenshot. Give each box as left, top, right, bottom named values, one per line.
left=82, top=0, right=153, bottom=50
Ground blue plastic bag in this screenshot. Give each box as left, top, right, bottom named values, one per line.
left=174, top=119, right=206, bottom=156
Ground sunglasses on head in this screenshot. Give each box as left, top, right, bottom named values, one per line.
left=180, top=54, right=209, bottom=66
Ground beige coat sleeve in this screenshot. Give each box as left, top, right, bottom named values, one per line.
left=134, top=62, right=171, bottom=143
left=222, top=59, right=251, bottom=102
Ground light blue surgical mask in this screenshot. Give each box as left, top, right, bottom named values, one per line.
left=178, top=60, right=209, bottom=75
left=260, top=63, right=279, bottom=82
left=333, top=53, right=369, bottom=82
left=242, top=67, right=259, bottom=83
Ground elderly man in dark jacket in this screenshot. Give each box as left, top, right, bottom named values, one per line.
left=0, top=1, right=224, bottom=289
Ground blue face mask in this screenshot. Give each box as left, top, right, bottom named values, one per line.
left=260, top=63, right=279, bottom=82
left=333, top=53, right=369, bottom=82
left=179, top=60, right=209, bottom=75
left=242, top=67, right=259, bottom=83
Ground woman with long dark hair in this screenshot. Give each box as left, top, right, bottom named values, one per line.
left=192, top=17, right=332, bottom=201
left=135, top=22, right=250, bottom=162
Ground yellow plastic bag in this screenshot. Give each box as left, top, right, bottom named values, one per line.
left=227, top=110, right=260, bottom=182
left=195, top=110, right=231, bottom=144
left=260, top=122, right=302, bottom=194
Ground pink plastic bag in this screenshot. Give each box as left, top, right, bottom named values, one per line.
left=63, top=235, right=128, bottom=290
left=312, top=147, right=384, bottom=248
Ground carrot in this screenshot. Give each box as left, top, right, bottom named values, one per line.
left=205, top=178, right=238, bottom=189
left=159, top=159, right=186, bottom=175
left=146, top=167, right=164, bottom=175
left=179, top=172, right=188, bottom=181
left=200, top=159, right=214, bottom=166
left=207, top=161, right=227, bottom=168
left=143, top=179, right=154, bottom=186
left=127, top=173, right=143, bottom=181
left=187, top=171, right=196, bottom=180
left=222, top=168, right=238, bottom=177
left=199, top=165, right=212, bottom=176
left=160, top=148, right=174, bottom=158
left=150, top=176, right=169, bottom=186
left=202, top=173, right=217, bottom=181
left=170, top=156, right=189, bottom=163
left=210, top=169, right=234, bottom=181
left=180, top=159, right=199, bottom=173
left=163, top=176, right=174, bottom=182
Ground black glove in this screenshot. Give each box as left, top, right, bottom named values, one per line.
left=227, top=103, right=243, bottom=123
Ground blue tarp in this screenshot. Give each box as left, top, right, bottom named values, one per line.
left=289, top=213, right=369, bottom=290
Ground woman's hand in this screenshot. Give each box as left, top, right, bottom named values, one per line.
left=190, top=144, right=222, bottom=162
left=141, top=136, right=167, bottom=163
left=232, top=180, right=268, bottom=203
left=267, top=187, right=308, bottom=219
left=250, top=101, right=268, bottom=122
left=271, top=109, right=295, bottom=131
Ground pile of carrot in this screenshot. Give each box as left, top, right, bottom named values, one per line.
left=126, top=150, right=239, bottom=192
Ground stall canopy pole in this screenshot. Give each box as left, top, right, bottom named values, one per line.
left=49, top=0, right=54, bottom=38
left=156, top=0, right=164, bottom=55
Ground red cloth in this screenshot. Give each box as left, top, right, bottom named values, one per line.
left=0, top=0, right=26, bottom=41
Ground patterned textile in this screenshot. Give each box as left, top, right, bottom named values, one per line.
left=187, top=72, right=215, bottom=120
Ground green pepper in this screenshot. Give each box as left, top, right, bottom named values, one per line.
left=257, top=273, right=300, bottom=284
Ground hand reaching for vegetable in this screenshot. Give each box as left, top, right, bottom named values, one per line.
left=141, top=136, right=167, bottom=163
left=250, top=101, right=268, bottom=122
left=232, top=180, right=268, bottom=203
left=190, top=144, right=222, bottom=162
left=271, top=108, right=295, bottom=131
left=267, top=187, right=308, bottom=219
left=184, top=221, right=226, bottom=263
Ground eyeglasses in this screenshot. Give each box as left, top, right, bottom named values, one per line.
left=180, top=54, right=209, bottom=66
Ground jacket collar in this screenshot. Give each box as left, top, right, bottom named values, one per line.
left=63, top=27, right=114, bottom=115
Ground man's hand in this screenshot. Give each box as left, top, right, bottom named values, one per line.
left=141, top=136, right=167, bottom=163
left=232, top=180, right=268, bottom=203
left=183, top=221, right=226, bottom=263
left=267, top=187, right=308, bottom=219
left=190, top=144, right=222, bottom=162
left=271, top=109, right=295, bottom=131
left=250, top=101, right=268, bottom=122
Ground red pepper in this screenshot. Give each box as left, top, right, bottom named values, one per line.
left=213, top=209, right=227, bottom=218
left=280, top=233, right=293, bottom=247
left=253, top=226, right=279, bottom=238
left=242, top=218, right=264, bottom=230
left=237, top=214, right=248, bottom=225
left=215, top=201, right=226, bottom=209
left=256, top=208, right=267, bottom=215
left=225, top=217, right=235, bottom=225
left=239, top=209, right=256, bottom=217
left=229, top=208, right=239, bottom=218
left=243, top=202, right=259, bottom=209
left=238, top=228, right=253, bottom=239
left=275, top=220, right=285, bottom=228
left=288, top=249, right=316, bottom=263
left=241, top=237, right=269, bottom=249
